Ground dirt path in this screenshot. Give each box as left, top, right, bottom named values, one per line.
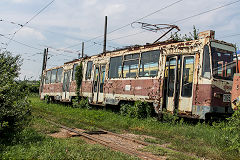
left=48, top=122, right=166, bottom=160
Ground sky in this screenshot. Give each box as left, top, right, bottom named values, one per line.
left=0, top=0, right=240, bottom=80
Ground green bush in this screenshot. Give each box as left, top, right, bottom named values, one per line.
left=223, top=108, right=240, bottom=153
left=75, top=63, right=83, bottom=97
left=162, top=109, right=179, bottom=124
left=72, top=97, right=91, bottom=109
left=120, top=101, right=154, bottom=119
left=0, top=51, right=31, bottom=139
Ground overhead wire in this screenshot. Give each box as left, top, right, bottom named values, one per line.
left=170, top=0, right=240, bottom=24
left=108, top=0, right=240, bottom=45
left=65, top=0, right=185, bottom=49
left=5, top=0, right=55, bottom=49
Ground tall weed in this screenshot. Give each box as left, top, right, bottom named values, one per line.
left=120, top=101, right=154, bottom=119
left=223, top=108, right=240, bottom=153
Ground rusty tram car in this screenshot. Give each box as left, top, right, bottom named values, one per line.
left=40, top=30, right=236, bottom=119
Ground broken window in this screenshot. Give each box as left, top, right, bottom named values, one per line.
left=202, top=45, right=211, bottom=79
left=139, top=50, right=160, bottom=77
left=181, top=56, right=194, bottom=97
left=72, top=64, right=78, bottom=81
left=123, top=53, right=139, bottom=78
left=45, top=70, right=51, bottom=84
left=56, top=68, right=63, bottom=83
left=86, top=61, right=93, bottom=80
left=51, top=69, right=57, bottom=83
left=109, top=56, right=122, bottom=78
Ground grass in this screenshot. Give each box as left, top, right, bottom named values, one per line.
left=29, top=96, right=239, bottom=160
left=140, top=145, right=198, bottom=160
left=0, top=116, right=138, bottom=160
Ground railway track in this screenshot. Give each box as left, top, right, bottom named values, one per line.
left=45, top=119, right=163, bottom=160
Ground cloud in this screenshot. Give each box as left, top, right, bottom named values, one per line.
left=11, top=0, right=30, bottom=3
left=17, top=27, right=46, bottom=40
left=103, top=4, right=126, bottom=16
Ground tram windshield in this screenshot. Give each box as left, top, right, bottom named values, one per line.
left=211, top=42, right=236, bottom=80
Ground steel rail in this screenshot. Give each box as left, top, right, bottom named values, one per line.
left=45, top=119, right=162, bottom=160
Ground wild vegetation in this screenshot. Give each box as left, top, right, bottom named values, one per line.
left=120, top=101, right=155, bottom=119
left=1, top=50, right=239, bottom=159
left=0, top=51, right=31, bottom=139
left=170, top=25, right=199, bottom=41
left=0, top=115, right=138, bottom=160
left=222, top=108, right=240, bottom=153
left=30, top=96, right=240, bottom=160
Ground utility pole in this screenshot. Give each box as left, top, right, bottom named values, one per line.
left=41, top=49, right=47, bottom=78
left=103, top=16, right=107, bottom=54
left=82, top=42, right=84, bottom=58
left=40, top=48, right=48, bottom=94
left=40, top=48, right=46, bottom=94
left=44, top=48, right=48, bottom=69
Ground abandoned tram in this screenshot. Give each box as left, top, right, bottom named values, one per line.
left=40, top=30, right=237, bottom=119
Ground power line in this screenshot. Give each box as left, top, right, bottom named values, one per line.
left=0, top=34, right=43, bottom=51
left=5, top=0, right=55, bottom=49
left=171, top=0, right=240, bottom=24
left=108, top=30, right=146, bottom=41
left=109, top=0, right=240, bottom=44
left=65, top=0, right=184, bottom=49
left=218, top=33, right=240, bottom=39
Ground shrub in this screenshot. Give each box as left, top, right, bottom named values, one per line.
left=75, top=63, right=83, bottom=97
left=162, top=109, right=179, bottom=124
left=120, top=101, right=154, bottom=119
left=0, top=51, right=31, bottom=139
left=223, top=108, right=240, bottom=153
left=72, top=97, right=91, bottom=109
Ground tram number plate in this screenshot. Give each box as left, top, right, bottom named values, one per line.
left=223, top=94, right=231, bottom=102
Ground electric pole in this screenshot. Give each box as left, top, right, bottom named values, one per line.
left=82, top=42, right=84, bottom=58
left=103, top=16, right=107, bottom=54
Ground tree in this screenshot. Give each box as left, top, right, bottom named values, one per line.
left=170, top=25, right=199, bottom=41
left=0, top=51, right=31, bottom=138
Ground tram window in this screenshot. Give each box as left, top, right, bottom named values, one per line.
left=182, top=56, right=194, bottom=97
left=51, top=69, right=57, bottom=83
left=56, top=68, right=63, bottom=83
left=168, top=58, right=176, bottom=97
left=139, top=50, right=160, bottom=77
left=100, top=65, right=105, bottom=93
left=109, top=56, right=122, bottom=78
left=123, top=60, right=139, bottom=78
left=72, top=64, right=78, bottom=81
left=45, top=70, right=51, bottom=84
left=86, top=61, right=93, bottom=80
left=123, top=53, right=139, bottom=78
left=202, top=45, right=211, bottom=79
left=94, top=67, right=99, bottom=92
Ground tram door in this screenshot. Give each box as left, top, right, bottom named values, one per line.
left=92, top=64, right=106, bottom=104
left=178, top=56, right=195, bottom=112
left=165, top=55, right=194, bottom=113
left=62, top=70, right=71, bottom=101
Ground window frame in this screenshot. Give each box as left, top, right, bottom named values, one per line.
left=139, top=50, right=160, bottom=77
left=85, top=61, right=93, bottom=80
left=45, top=70, right=52, bottom=84
left=50, top=69, right=57, bottom=83
left=202, top=44, right=211, bottom=79
left=181, top=56, right=194, bottom=98
left=108, top=56, right=123, bottom=79
left=56, top=68, right=63, bottom=83
left=122, top=53, right=140, bottom=78
left=72, top=63, right=78, bottom=81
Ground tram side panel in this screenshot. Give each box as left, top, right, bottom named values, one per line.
left=104, top=78, right=160, bottom=105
